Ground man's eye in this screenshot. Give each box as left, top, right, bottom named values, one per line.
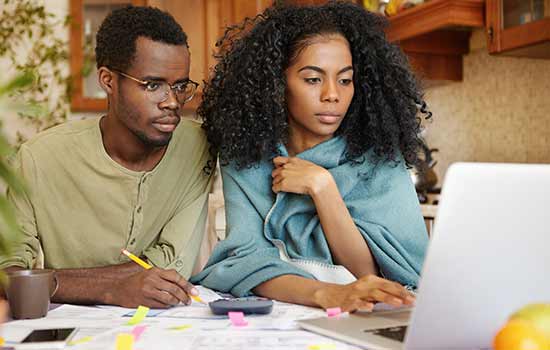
left=173, top=83, right=188, bottom=92
left=304, top=77, right=321, bottom=84
left=145, top=82, right=160, bottom=91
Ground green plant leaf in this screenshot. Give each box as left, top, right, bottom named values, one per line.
left=0, top=71, right=35, bottom=95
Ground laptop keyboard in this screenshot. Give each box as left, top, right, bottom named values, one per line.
left=365, top=326, right=408, bottom=342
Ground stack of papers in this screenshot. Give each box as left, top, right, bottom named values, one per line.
left=0, top=286, right=361, bottom=350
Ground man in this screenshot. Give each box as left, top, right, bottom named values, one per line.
left=0, top=6, right=213, bottom=308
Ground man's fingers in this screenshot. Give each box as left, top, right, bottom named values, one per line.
left=149, top=287, right=181, bottom=306
left=140, top=281, right=179, bottom=307
left=154, top=279, right=190, bottom=305
left=159, top=269, right=198, bottom=298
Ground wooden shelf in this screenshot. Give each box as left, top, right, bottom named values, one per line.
left=494, top=18, right=550, bottom=59
left=386, top=0, right=485, bottom=42
left=384, top=0, right=485, bottom=82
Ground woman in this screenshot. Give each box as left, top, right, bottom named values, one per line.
left=192, top=2, right=430, bottom=312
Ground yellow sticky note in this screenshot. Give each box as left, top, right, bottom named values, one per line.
left=116, top=333, right=134, bottom=350
left=308, top=344, right=336, bottom=350
left=68, top=336, right=93, bottom=345
left=169, top=324, right=192, bottom=331
left=126, top=305, right=150, bottom=325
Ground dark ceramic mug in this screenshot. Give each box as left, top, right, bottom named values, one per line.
left=5, top=269, right=58, bottom=319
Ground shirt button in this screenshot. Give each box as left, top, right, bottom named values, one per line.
left=175, top=260, right=183, bottom=267
left=137, top=206, right=142, bottom=213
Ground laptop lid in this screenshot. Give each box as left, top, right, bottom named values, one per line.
left=405, top=162, right=550, bottom=349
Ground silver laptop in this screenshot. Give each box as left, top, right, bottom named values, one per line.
left=299, top=162, right=550, bottom=349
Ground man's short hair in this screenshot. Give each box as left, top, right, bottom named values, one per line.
left=95, top=6, right=188, bottom=71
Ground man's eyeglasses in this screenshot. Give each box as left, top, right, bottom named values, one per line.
left=113, top=69, right=199, bottom=104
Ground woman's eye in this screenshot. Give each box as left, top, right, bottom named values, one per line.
left=145, top=82, right=160, bottom=91
left=339, top=78, right=353, bottom=86
left=304, top=77, right=321, bottom=84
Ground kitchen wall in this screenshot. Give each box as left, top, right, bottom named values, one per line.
left=423, top=29, right=550, bottom=186
left=4, top=2, right=550, bottom=185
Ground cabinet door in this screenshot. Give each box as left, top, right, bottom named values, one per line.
left=486, top=0, right=550, bottom=58
left=144, top=0, right=272, bottom=111
left=70, top=0, right=270, bottom=112
left=69, top=0, right=147, bottom=112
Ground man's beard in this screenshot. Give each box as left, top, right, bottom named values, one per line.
left=131, top=127, right=173, bottom=147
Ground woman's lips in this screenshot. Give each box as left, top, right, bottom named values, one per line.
left=316, top=114, right=342, bottom=124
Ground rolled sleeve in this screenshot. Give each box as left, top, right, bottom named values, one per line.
left=143, top=171, right=212, bottom=278
left=143, top=192, right=209, bottom=277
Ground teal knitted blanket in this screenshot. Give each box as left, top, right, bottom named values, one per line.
left=191, top=136, right=428, bottom=296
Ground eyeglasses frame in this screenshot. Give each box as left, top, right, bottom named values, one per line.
left=112, top=69, right=199, bottom=104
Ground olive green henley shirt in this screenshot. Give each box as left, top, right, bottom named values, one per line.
left=0, top=117, right=213, bottom=278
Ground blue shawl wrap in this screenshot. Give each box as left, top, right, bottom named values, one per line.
left=191, top=137, right=428, bottom=296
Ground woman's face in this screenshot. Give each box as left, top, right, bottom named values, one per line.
left=285, top=34, right=354, bottom=146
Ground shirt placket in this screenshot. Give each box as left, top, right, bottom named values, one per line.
left=126, top=173, right=149, bottom=252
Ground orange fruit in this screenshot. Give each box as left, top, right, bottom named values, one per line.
left=494, top=320, right=549, bottom=350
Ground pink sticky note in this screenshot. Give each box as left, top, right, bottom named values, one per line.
left=228, top=311, right=248, bottom=327
left=131, top=325, right=147, bottom=341
left=326, top=307, right=342, bottom=318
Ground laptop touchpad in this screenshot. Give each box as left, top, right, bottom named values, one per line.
left=365, top=326, right=408, bottom=342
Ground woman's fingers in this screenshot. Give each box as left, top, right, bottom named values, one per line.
left=273, top=156, right=289, bottom=167
left=365, top=289, right=405, bottom=306
left=351, top=275, right=416, bottom=306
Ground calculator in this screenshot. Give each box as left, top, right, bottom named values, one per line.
left=208, top=297, right=274, bottom=315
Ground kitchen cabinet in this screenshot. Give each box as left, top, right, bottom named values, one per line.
left=386, top=0, right=485, bottom=82
left=285, top=0, right=485, bottom=82
left=70, top=0, right=272, bottom=112
left=69, top=0, right=147, bottom=112
left=486, top=0, right=550, bottom=58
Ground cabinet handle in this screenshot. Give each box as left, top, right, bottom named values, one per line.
left=487, top=26, right=494, bottom=42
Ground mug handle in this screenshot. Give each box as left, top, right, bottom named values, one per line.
left=50, top=273, right=59, bottom=298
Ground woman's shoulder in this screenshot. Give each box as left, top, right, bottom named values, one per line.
left=221, top=158, right=275, bottom=189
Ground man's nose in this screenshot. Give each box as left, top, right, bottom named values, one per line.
left=159, top=87, right=180, bottom=110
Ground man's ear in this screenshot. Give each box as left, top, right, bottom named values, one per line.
left=98, top=67, right=115, bottom=95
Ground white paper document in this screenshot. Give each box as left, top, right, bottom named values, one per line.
left=1, top=286, right=360, bottom=350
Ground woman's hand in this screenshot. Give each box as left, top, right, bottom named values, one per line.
left=272, top=156, right=334, bottom=196
left=313, top=275, right=416, bottom=312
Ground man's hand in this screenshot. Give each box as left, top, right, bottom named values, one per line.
left=272, top=156, right=334, bottom=196
left=313, top=275, right=415, bottom=312
left=109, top=267, right=198, bottom=308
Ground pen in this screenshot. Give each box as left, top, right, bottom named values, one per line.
left=121, top=249, right=205, bottom=304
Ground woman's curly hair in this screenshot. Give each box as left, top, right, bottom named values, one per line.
left=198, top=1, right=431, bottom=169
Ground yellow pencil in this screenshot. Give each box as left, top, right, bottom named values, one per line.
left=121, top=249, right=152, bottom=269
left=121, top=249, right=205, bottom=304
